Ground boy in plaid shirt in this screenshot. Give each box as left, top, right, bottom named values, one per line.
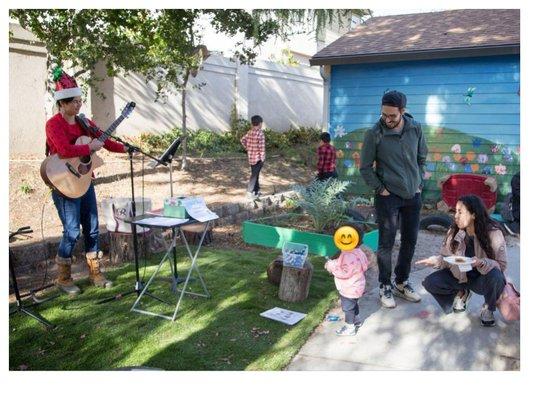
left=241, top=115, right=265, bottom=198
left=317, top=132, right=338, bottom=181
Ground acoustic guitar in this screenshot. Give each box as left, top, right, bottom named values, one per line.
left=40, top=102, right=136, bottom=199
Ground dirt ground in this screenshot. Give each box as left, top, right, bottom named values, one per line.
left=9, top=152, right=315, bottom=245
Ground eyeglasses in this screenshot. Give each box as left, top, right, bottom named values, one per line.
left=381, top=113, right=400, bottom=121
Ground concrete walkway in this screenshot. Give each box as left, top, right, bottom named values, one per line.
left=287, top=236, right=520, bottom=371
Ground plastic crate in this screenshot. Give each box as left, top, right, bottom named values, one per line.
left=282, top=241, right=308, bottom=269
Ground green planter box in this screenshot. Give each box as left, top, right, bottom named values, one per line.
left=242, top=213, right=378, bottom=257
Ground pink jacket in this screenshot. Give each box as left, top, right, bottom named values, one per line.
left=325, top=248, right=369, bottom=299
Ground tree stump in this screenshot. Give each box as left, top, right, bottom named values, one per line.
left=181, top=223, right=213, bottom=245
left=267, top=255, right=284, bottom=286
left=108, top=231, right=152, bottom=266
left=278, top=259, right=313, bottom=302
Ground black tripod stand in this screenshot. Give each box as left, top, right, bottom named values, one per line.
left=96, top=138, right=182, bottom=304
left=9, top=227, right=58, bottom=330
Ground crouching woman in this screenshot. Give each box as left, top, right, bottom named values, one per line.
left=417, top=195, right=506, bottom=327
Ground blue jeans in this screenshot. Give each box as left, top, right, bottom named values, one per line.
left=375, top=192, right=422, bottom=286
left=52, top=184, right=99, bottom=258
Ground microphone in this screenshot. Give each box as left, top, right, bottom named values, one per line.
left=77, top=113, right=99, bottom=135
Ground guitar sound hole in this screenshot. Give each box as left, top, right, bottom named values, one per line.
left=78, top=161, right=92, bottom=175
left=80, top=155, right=91, bottom=164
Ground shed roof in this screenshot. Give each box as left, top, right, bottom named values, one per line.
left=310, top=9, right=520, bottom=66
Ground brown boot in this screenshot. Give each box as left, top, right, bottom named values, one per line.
left=55, top=256, right=81, bottom=296
left=86, top=251, right=113, bottom=288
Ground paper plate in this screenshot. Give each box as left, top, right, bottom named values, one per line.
left=443, top=256, right=475, bottom=265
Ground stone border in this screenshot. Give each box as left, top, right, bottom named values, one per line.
left=9, top=191, right=296, bottom=273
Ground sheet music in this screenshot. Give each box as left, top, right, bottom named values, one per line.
left=260, top=307, right=307, bottom=325
left=180, top=197, right=219, bottom=222
left=134, top=216, right=189, bottom=227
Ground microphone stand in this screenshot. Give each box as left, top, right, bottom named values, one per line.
left=96, top=136, right=170, bottom=305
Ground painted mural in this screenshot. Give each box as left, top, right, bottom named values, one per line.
left=328, top=55, right=520, bottom=203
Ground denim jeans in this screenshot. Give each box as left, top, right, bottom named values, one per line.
left=375, top=192, right=421, bottom=285
left=339, top=294, right=359, bottom=324
left=247, top=160, right=264, bottom=194
left=422, top=267, right=505, bottom=313
left=52, top=184, right=99, bottom=258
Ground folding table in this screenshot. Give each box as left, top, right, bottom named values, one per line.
left=127, top=215, right=216, bottom=321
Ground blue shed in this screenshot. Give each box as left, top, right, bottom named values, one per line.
left=310, top=9, right=520, bottom=204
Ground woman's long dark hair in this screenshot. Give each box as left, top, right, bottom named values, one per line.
left=449, top=195, right=501, bottom=258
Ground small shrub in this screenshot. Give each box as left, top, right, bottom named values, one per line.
left=20, top=183, right=33, bottom=194
left=293, top=179, right=350, bottom=231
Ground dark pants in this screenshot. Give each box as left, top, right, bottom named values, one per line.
left=340, top=294, right=359, bottom=324
left=317, top=170, right=338, bottom=181
left=247, top=160, right=263, bottom=195
left=422, top=268, right=505, bottom=313
left=52, top=184, right=99, bottom=258
left=375, top=192, right=421, bottom=286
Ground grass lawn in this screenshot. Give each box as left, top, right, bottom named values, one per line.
left=9, top=246, right=337, bottom=371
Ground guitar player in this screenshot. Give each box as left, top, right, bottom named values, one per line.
left=46, top=67, right=127, bottom=296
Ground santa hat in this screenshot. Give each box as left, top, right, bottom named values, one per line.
left=52, top=66, right=82, bottom=101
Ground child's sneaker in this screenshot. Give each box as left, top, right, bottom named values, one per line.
left=392, top=280, right=421, bottom=302
left=480, top=304, right=496, bottom=327
left=379, top=284, right=396, bottom=308
left=336, top=324, right=358, bottom=336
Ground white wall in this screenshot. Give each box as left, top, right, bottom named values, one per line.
left=9, top=24, right=325, bottom=155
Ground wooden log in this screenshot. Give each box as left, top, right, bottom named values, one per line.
left=278, top=259, right=313, bottom=302
left=108, top=231, right=152, bottom=266
left=267, top=255, right=284, bottom=286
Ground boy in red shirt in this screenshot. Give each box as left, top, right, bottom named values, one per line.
left=317, top=132, right=338, bottom=181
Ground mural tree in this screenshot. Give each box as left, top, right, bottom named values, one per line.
left=10, top=9, right=371, bottom=169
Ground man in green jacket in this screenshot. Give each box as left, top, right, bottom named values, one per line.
left=360, top=90, right=428, bottom=308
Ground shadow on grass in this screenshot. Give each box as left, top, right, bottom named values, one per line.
left=9, top=246, right=337, bottom=371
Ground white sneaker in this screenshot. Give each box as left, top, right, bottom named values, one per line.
left=452, top=289, right=472, bottom=312
left=392, top=281, right=421, bottom=302
left=480, top=304, right=496, bottom=327
left=379, top=284, right=397, bottom=308
left=336, top=324, right=358, bottom=336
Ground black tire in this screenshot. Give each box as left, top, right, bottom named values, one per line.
left=419, top=214, right=453, bottom=231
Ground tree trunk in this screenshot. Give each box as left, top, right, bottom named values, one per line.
left=108, top=231, right=152, bottom=266
left=180, top=70, right=190, bottom=171
left=278, top=259, right=314, bottom=302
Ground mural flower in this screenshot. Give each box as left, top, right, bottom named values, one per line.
left=482, top=166, right=493, bottom=175
left=426, top=162, right=436, bottom=172
left=459, top=156, right=468, bottom=165
left=343, top=159, right=353, bottom=168
left=424, top=171, right=433, bottom=180
left=453, top=153, right=462, bottom=162
left=477, top=153, right=488, bottom=164
left=352, top=152, right=360, bottom=167
left=334, top=125, right=347, bottom=138
left=491, top=144, right=500, bottom=154
left=451, top=144, right=461, bottom=153
left=433, top=153, right=442, bottom=161
left=472, top=138, right=482, bottom=148
left=471, top=164, right=480, bottom=172
left=502, top=146, right=512, bottom=156
left=345, top=141, right=353, bottom=150
left=466, top=151, right=476, bottom=161
left=503, top=153, right=513, bottom=163
left=447, top=163, right=457, bottom=172
left=336, top=149, right=344, bottom=159
left=442, top=155, right=451, bottom=163
left=463, top=164, right=473, bottom=173
left=495, top=164, right=507, bottom=175
left=464, top=86, right=476, bottom=105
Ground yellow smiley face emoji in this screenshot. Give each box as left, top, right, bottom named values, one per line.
left=333, top=226, right=359, bottom=251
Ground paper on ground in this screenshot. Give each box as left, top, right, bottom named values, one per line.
left=260, top=307, right=307, bottom=325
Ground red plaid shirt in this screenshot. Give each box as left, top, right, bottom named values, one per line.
left=241, top=127, right=265, bottom=165
left=317, top=143, right=337, bottom=173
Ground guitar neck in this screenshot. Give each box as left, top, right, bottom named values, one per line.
left=97, top=115, right=125, bottom=143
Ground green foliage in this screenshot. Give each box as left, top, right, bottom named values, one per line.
left=293, top=179, right=350, bottom=231
left=135, top=125, right=321, bottom=156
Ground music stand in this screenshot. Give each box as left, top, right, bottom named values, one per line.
left=9, top=227, right=57, bottom=330
left=96, top=140, right=170, bottom=305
